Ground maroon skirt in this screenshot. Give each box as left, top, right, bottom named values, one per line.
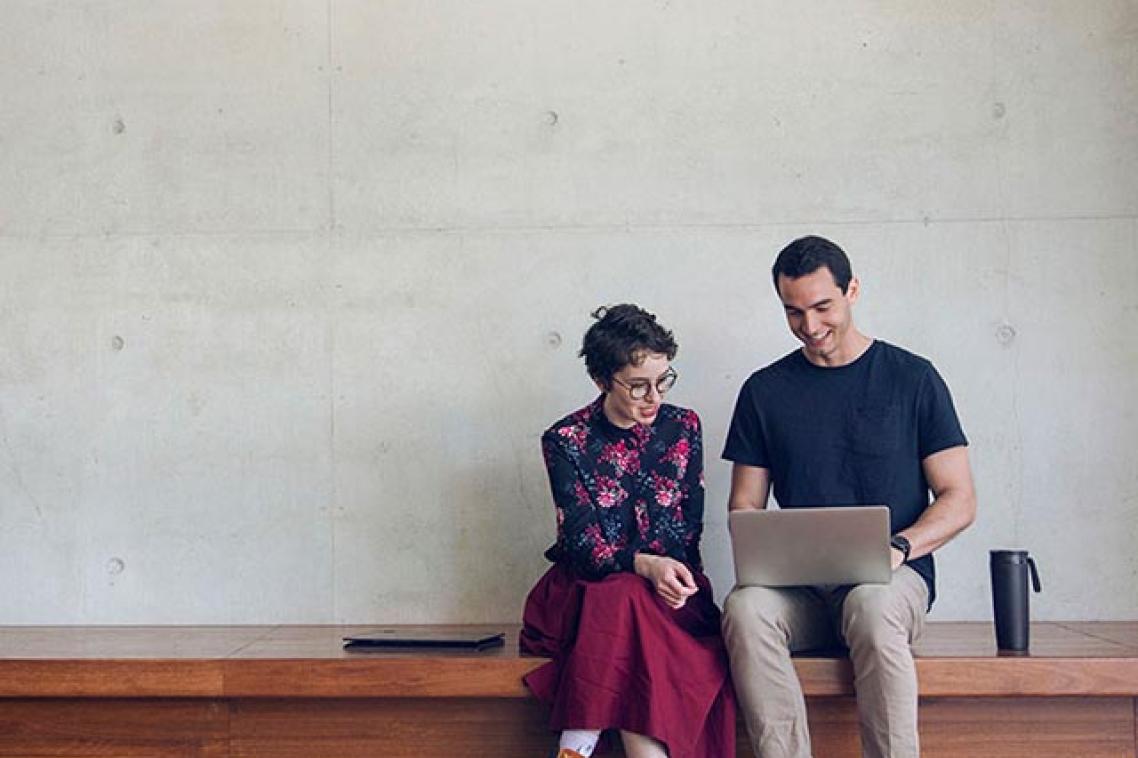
left=520, top=563, right=735, bottom=758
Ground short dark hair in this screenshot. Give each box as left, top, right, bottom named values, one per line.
left=579, top=304, right=677, bottom=385
left=771, top=235, right=853, bottom=294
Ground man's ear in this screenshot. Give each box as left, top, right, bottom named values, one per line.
left=846, top=276, right=861, bottom=305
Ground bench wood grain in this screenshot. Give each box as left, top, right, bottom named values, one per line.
left=1, top=623, right=1136, bottom=757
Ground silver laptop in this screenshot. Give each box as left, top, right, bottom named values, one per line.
left=729, top=506, right=892, bottom=587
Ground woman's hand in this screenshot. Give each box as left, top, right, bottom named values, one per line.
left=633, top=553, right=699, bottom=609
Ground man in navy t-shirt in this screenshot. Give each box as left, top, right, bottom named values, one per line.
left=721, top=236, right=976, bottom=758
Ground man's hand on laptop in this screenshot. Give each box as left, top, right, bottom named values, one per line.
left=634, top=553, right=699, bottom=609
left=890, top=547, right=906, bottom=571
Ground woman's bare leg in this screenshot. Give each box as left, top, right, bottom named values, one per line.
left=619, top=730, right=668, bottom=758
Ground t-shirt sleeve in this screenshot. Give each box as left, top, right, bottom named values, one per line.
left=917, top=364, right=968, bottom=459
left=722, top=375, right=769, bottom=467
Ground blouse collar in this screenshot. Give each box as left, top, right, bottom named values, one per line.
left=589, top=394, right=653, bottom=444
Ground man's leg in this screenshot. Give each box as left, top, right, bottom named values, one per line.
left=837, top=567, right=928, bottom=758
left=722, top=585, right=836, bottom=758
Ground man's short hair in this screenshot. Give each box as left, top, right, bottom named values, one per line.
left=579, top=304, right=677, bottom=385
left=771, top=235, right=853, bottom=294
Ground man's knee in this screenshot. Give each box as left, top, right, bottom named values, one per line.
left=723, top=585, right=793, bottom=645
left=840, top=583, right=918, bottom=650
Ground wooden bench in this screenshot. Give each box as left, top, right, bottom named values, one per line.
left=1, top=622, right=1136, bottom=757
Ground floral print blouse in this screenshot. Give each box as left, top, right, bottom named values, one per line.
left=541, top=395, right=706, bottom=579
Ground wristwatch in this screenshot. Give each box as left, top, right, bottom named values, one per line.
left=890, top=534, right=912, bottom=563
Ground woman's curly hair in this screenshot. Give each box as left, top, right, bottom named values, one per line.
left=579, top=304, right=677, bottom=386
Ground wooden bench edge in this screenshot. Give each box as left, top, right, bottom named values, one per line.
left=2, top=656, right=1137, bottom=699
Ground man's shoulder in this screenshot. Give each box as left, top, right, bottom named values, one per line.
left=872, top=340, right=939, bottom=377
left=742, top=349, right=804, bottom=386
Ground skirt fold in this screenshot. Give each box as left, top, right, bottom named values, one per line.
left=521, top=564, right=735, bottom=758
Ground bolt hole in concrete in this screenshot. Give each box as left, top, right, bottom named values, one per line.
left=995, top=323, right=1017, bottom=346
left=112, top=116, right=125, bottom=134
left=111, top=335, right=125, bottom=351
left=546, top=331, right=562, bottom=348
left=107, top=557, right=125, bottom=575
left=992, top=101, right=1006, bottom=119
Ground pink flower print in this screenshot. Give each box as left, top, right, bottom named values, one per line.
left=632, top=424, right=651, bottom=446
left=574, top=481, right=591, bottom=506
left=595, top=475, right=627, bottom=509
left=662, top=438, right=691, bottom=477
left=599, top=440, right=641, bottom=477
left=575, top=403, right=597, bottom=423
left=634, top=502, right=650, bottom=538
left=585, top=524, right=616, bottom=562
left=557, top=424, right=589, bottom=450
left=651, top=472, right=682, bottom=511
left=680, top=410, right=700, bottom=432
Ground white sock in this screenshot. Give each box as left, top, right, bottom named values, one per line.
left=559, top=729, right=601, bottom=756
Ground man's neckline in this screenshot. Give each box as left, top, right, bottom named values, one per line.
left=799, top=338, right=877, bottom=370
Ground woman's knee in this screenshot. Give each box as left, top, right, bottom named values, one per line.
left=587, top=571, right=653, bottom=603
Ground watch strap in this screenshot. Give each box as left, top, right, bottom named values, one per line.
left=890, top=534, right=912, bottom=563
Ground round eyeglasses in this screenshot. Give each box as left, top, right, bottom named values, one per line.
left=610, top=367, right=678, bottom=401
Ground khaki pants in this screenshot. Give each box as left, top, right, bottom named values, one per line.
left=722, top=566, right=928, bottom=758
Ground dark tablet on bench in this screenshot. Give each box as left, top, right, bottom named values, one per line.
left=342, top=629, right=505, bottom=651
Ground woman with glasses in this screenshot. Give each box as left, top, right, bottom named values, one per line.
left=521, top=304, right=735, bottom=758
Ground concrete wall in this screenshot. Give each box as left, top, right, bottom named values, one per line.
left=1, top=1, right=1135, bottom=623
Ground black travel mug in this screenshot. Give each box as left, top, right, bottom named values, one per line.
left=989, top=549, right=1042, bottom=651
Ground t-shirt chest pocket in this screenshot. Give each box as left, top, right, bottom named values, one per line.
left=845, top=402, right=903, bottom=456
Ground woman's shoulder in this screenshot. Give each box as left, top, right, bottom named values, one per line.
left=542, top=398, right=602, bottom=448
left=657, top=403, right=702, bottom=434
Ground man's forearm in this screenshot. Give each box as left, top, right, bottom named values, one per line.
left=728, top=493, right=767, bottom=511
left=896, top=488, right=976, bottom=561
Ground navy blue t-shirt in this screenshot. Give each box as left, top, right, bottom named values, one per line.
left=722, top=340, right=967, bottom=607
